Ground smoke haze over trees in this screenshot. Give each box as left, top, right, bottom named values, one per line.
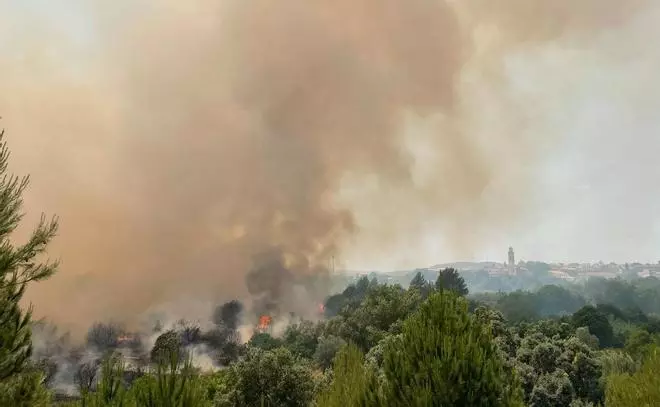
left=1, top=0, right=659, bottom=332
left=3, top=1, right=660, bottom=403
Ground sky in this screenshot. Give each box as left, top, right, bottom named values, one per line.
left=343, top=9, right=660, bottom=268
left=2, top=0, right=660, bottom=271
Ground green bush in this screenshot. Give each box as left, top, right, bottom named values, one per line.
left=377, top=291, right=524, bottom=406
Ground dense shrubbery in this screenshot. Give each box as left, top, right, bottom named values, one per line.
left=36, top=273, right=660, bottom=406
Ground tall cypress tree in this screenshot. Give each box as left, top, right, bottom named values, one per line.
left=0, top=129, right=58, bottom=380
left=378, top=290, right=523, bottom=406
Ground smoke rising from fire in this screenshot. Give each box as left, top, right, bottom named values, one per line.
left=0, top=0, right=651, bottom=332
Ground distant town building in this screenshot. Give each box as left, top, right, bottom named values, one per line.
left=549, top=269, right=576, bottom=281
left=507, top=247, right=516, bottom=275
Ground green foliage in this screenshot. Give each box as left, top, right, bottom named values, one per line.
left=584, top=279, right=638, bottom=312
left=598, top=350, right=636, bottom=378
left=497, top=291, right=540, bottom=322
left=434, top=267, right=469, bottom=296
left=67, top=349, right=208, bottom=407
left=569, top=399, right=599, bottom=407
left=634, top=278, right=660, bottom=315
left=316, top=343, right=378, bottom=407
left=95, top=355, right=128, bottom=405
left=408, top=271, right=426, bottom=290
left=247, top=333, right=282, bottom=352
left=408, top=271, right=433, bottom=299
left=530, top=342, right=561, bottom=374
left=0, top=286, right=34, bottom=381
left=474, top=306, right=508, bottom=338
left=0, top=130, right=59, bottom=381
left=376, top=291, right=523, bottom=406
left=323, top=276, right=374, bottom=318
left=132, top=352, right=208, bottom=407
left=526, top=319, right=574, bottom=340
left=596, top=304, right=636, bottom=324
left=329, top=284, right=420, bottom=351
left=364, top=333, right=400, bottom=381
left=504, top=320, right=604, bottom=405
left=572, top=306, right=615, bottom=348
left=535, top=285, right=586, bottom=317
left=218, top=347, right=315, bottom=407
left=529, top=369, right=574, bottom=407
left=0, top=367, right=52, bottom=407
left=606, top=346, right=660, bottom=406
left=78, top=354, right=130, bottom=406
left=562, top=338, right=603, bottom=403
left=313, top=335, right=346, bottom=370
left=624, top=328, right=660, bottom=361
left=193, top=370, right=229, bottom=404
left=575, top=327, right=600, bottom=350
left=282, top=320, right=321, bottom=359
left=31, top=277, right=660, bottom=407
left=151, top=330, right=183, bottom=364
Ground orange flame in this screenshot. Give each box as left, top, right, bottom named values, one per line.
left=258, top=315, right=272, bottom=331
left=117, top=335, right=134, bottom=343
left=317, top=303, right=325, bottom=314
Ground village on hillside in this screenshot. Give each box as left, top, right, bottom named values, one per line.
left=344, top=247, right=660, bottom=288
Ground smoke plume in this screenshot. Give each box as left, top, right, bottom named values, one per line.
left=0, top=0, right=651, bottom=333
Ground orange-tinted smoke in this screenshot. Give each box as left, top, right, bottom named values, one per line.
left=0, top=0, right=650, bottom=334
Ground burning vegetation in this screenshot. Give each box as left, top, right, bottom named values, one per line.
left=257, top=315, right=273, bottom=332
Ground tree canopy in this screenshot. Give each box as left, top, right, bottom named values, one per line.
left=0, top=130, right=59, bottom=380
left=0, top=130, right=59, bottom=406
left=435, top=268, right=469, bottom=297
left=377, top=291, right=523, bottom=406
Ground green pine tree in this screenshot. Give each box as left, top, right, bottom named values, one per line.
left=0, top=129, right=58, bottom=380
left=606, top=345, right=660, bottom=406
left=434, top=268, right=468, bottom=296
left=409, top=271, right=432, bottom=299
left=316, top=343, right=380, bottom=407
left=79, top=353, right=130, bottom=407
left=133, top=348, right=209, bottom=407
left=377, top=291, right=523, bottom=406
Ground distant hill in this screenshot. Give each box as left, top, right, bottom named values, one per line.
left=429, top=262, right=503, bottom=271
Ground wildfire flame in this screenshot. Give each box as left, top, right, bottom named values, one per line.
left=117, top=335, right=134, bottom=343
left=317, top=303, right=325, bottom=314
left=258, top=315, right=272, bottom=331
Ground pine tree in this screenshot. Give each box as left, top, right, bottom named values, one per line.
left=606, top=345, right=660, bottom=406
left=434, top=268, right=468, bottom=296
left=150, top=330, right=182, bottom=364
left=78, top=353, right=129, bottom=406
left=133, top=348, right=209, bottom=407
left=409, top=271, right=432, bottom=299
left=316, top=343, right=380, bottom=407
left=0, top=129, right=58, bottom=380
left=377, top=291, right=523, bottom=406
left=409, top=272, right=426, bottom=290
